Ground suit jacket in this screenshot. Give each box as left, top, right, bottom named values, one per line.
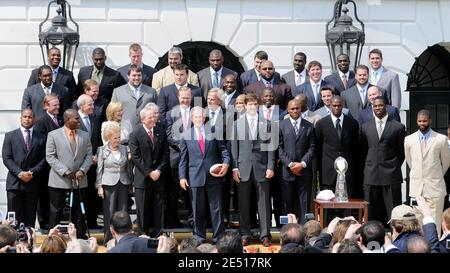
left=72, top=97, right=108, bottom=122
left=27, top=66, right=77, bottom=101
left=78, top=113, right=102, bottom=155
left=157, top=83, right=203, bottom=121
left=45, top=127, right=93, bottom=189
left=361, top=118, right=406, bottom=186
left=231, top=114, right=275, bottom=182
left=240, top=68, right=281, bottom=89
left=197, top=66, right=238, bottom=100
left=152, top=65, right=199, bottom=94
left=245, top=80, right=293, bottom=111
left=282, top=70, right=309, bottom=93
left=108, top=234, right=155, bottom=253
left=301, top=110, right=322, bottom=127
left=96, top=144, right=131, bottom=188
left=358, top=105, right=401, bottom=125
left=294, top=80, right=326, bottom=111
left=77, top=65, right=126, bottom=102
left=111, top=83, right=157, bottom=132
left=323, top=71, right=356, bottom=95
left=166, top=106, right=192, bottom=169
left=2, top=128, right=46, bottom=192
left=128, top=124, right=169, bottom=189
left=405, top=130, right=450, bottom=198
left=178, top=126, right=231, bottom=188
left=223, top=90, right=242, bottom=108
left=374, top=67, right=401, bottom=109
left=117, top=63, right=155, bottom=87
left=22, top=83, right=69, bottom=119
left=314, top=115, right=360, bottom=186
left=341, top=84, right=373, bottom=119
left=313, top=106, right=351, bottom=120
left=278, top=118, right=316, bottom=181
left=34, top=113, right=63, bottom=136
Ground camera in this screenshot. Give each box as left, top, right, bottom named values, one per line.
left=6, top=247, right=16, bottom=253
left=280, top=215, right=289, bottom=225
left=446, top=239, right=450, bottom=250
left=303, top=213, right=315, bottom=224
left=59, top=224, right=69, bottom=234
left=147, top=238, right=159, bottom=248
left=410, top=198, right=418, bottom=206
left=16, top=223, right=29, bottom=242
left=7, top=211, right=15, bottom=226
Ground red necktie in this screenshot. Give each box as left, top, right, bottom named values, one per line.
left=198, top=130, right=205, bottom=155
left=148, top=129, right=154, bottom=144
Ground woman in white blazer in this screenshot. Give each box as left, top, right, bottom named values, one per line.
left=96, top=122, right=131, bottom=244
left=101, top=102, right=133, bottom=145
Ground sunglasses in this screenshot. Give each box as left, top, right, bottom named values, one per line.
left=261, top=67, right=274, bottom=71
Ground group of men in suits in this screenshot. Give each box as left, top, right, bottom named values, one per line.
left=8, top=41, right=450, bottom=243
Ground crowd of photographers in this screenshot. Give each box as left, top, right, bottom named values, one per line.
left=1, top=195, right=449, bottom=253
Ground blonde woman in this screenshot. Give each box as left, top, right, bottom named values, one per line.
left=101, top=102, right=133, bottom=145
left=96, top=122, right=131, bottom=244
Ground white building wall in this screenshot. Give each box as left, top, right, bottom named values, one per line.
left=1, top=0, right=449, bottom=214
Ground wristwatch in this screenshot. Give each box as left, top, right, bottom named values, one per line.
left=288, top=162, right=295, bottom=168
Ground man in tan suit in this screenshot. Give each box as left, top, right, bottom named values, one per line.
left=151, top=46, right=198, bottom=94
left=405, top=109, right=450, bottom=234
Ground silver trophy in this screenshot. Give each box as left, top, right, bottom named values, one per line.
left=334, top=156, right=348, bottom=202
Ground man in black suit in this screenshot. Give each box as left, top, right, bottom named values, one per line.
left=231, top=94, right=275, bottom=247
left=240, top=50, right=281, bottom=89
left=341, top=64, right=372, bottom=119
left=358, top=86, right=400, bottom=125
left=361, top=96, right=405, bottom=224
left=165, top=87, right=194, bottom=228
left=129, top=104, right=169, bottom=237
left=33, top=94, right=63, bottom=229
left=77, top=47, right=126, bottom=102
left=245, top=60, right=293, bottom=111
left=282, top=52, right=308, bottom=92
left=77, top=94, right=102, bottom=229
left=2, top=109, right=46, bottom=227
left=278, top=100, right=316, bottom=224
left=107, top=211, right=155, bottom=253
left=22, top=65, right=69, bottom=119
left=157, top=63, right=203, bottom=122
left=197, top=49, right=238, bottom=100
left=315, top=96, right=360, bottom=198
left=323, top=54, right=356, bottom=95
left=117, top=43, right=154, bottom=87
left=27, top=47, right=77, bottom=102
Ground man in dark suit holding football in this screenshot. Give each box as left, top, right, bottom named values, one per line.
left=179, top=106, right=230, bottom=243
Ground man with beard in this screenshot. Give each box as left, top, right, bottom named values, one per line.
left=282, top=52, right=308, bottom=92
left=241, top=51, right=281, bottom=89
left=405, top=110, right=450, bottom=235
left=361, top=96, right=405, bottom=224
left=245, top=60, right=292, bottom=111
left=324, top=54, right=357, bottom=95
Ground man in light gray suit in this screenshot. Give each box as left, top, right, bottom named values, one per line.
left=111, top=65, right=157, bottom=132
left=46, top=109, right=92, bottom=238
left=341, top=65, right=372, bottom=119
left=282, top=52, right=308, bottom=92
left=369, top=48, right=401, bottom=109
left=231, top=93, right=275, bottom=247
left=22, top=65, right=69, bottom=119
left=197, top=49, right=238, bottom=100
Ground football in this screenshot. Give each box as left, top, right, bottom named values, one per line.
left=209, top=164, right=223, bottom=176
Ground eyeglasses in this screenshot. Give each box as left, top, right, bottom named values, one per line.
left=261, top=67, right=274, bottom=71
